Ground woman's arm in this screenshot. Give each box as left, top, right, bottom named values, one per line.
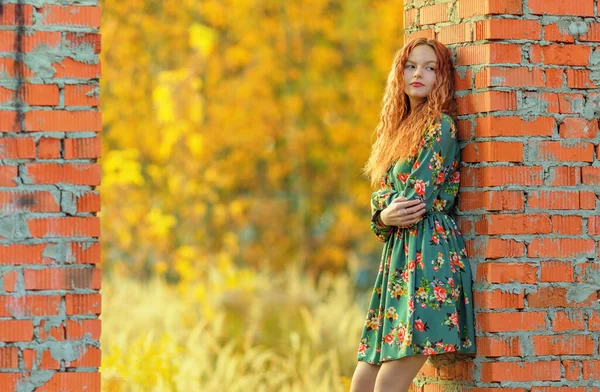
left=400, top=114, right=458, bottom=211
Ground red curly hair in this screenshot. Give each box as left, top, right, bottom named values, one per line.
left=363, top=38, right=456, bottom=189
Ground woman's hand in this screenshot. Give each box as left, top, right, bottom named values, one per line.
left=380, top=196, right=426, bottom=228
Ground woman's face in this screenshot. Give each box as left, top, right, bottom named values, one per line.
left=403, top=44, right=438, bottom=107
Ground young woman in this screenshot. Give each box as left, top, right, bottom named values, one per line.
left=349, top=38, right=476, bottom=392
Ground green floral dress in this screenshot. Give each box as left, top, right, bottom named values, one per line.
left=357, top=114, right=476, bottom=364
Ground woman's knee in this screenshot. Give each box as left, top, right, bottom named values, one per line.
left=349, top=361, right=380, bottom=392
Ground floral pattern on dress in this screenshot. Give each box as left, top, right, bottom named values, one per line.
left=359, top=114, right=476, bottom=365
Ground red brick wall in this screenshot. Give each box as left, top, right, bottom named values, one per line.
left=405, top=0, right=600, bottom=389
left=0, top=2, right=101, bottom=390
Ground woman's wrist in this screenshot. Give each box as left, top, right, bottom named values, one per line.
left=377, top=210, right=388, bottom=226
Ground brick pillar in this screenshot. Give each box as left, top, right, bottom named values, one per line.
left=405, top=0, right=600, bottom=389
left=0, top=2, right=102, bottom=390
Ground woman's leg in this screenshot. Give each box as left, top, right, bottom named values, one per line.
left=349, top=361, right=381, bottom=392
left=373, top=355, right=429, bottom=392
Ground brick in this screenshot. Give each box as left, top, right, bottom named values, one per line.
left=582, top=360, right=600, bottom=380
left=476, top=263, right=537, bottom=284
left=24, top=111, right=101, bottom=132
left=38, top=5, right=101, bottom=28
left=419, top=3, right=450, bottom=25
left=590, top=311, right=600, bottom=331
left=24, top=268, right=101, bottom=291
left=527, top=190, right=591, bottom=210
left=38, top=137, right=61, bottom=159
left=545, top=68, right=565, bottom=88
left=0, top=320, right=34, bottom=342
left=475, top=214, right=551, bottom=235
left=528, top=141, right=594, bottom=162
left=522, top=92, right=585, bottom=114
left=0, top=347, right=18, bottom=369
left=528, top=0, right=594, bottom=16
left=533, top=335, right=595, bottom=355
left=405, top=8, right=418, bottom=30
left=0, top=138, right=35, bottom=159
left=474, top=290, right=525, bottom=309
left=456, top=43, right=521, bottom=65
left=0, top=4, right=34, bottom=25
left=70, top=242, right=101, bottom=265
left=65, top=293, right=101, bottom=315
left=26, top=217, right=100, bottom=238
left=540, top=261, right=574, bottom=282
left=0, top=244, right=47, bottom=265
left=437, top=23, right=472, bottom=45
left=528, top=238, right=596, bottom=258
left=481, top=361, right=560, bottom=382
left=461, top=142, right=523, bottom=162
left=64, top=84, right=100, bottom=107
left=527, top=287, right=597, bottom=308
left=39, top=319, right=65, bottom=341
left=0, top=295, right=61, bottom=317
left=580, top=23, right=600, bottom=42
left=544, top=23, right=576, bottom=43
left=530, top=45, right=591, bottom=66
left=551, top=310, right=585, bottom=331
left=52, top=57, right=101, bottom=79
left=566, top=69, right=598, bottom=89
left=458, top=190, right=524, bottom=211
left=474, top=116, right=555, bottom=137
left=64, top=32, right=101, bottom=54
left=32, top=372, right=101, bottom=392
left=64, top=137, right=101, bottom=159
left=460, top=166, right=544, bottom=187
left=405, top=29, right=435, bottom=41
left=65, top=345, right=101, bottom=367
left=23, top=163, right=101, bottom=186
left=40, top=348, right=60, bottom=370
left=475, top=67, right=544, bottom=88
left=589, top=216, right=600, bottom=235
left=468, top=238, right=526, bottom=259
left=550, top=215, right=583, bottom=235
left=548, top=166, right=581, bottom=186
left=66, top=319, right=101, bottom=340
left=563, top=360, right=581, bottom=381
left=476, top=312, right=546, bottom=332
left=0, top=166, right=19, bottom=187
left=0, top=31, right=61, bottom=53
left=457, top=91, right=516, bottom=114
left=0, top=190, right=61, bottom=213
left=458, top=0, right=523, bottom=18
left=2, top=271, right=18, bottom=292
left=75, top=191, right=101, bottom=213
left=475, top=19, right=541, bottom=41
left=560, top=118, right=599, bottom=138
left=476, top=336, right=520, bottom=357
left=582, top=167, right=600, bottom=185
left=455, top=69, right=472, bottom=90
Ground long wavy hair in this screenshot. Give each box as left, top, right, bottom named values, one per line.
left=362, top=38, right=456, bottom=189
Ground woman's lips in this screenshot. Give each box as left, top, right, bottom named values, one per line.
left=410, top=82, right=424, bottom=87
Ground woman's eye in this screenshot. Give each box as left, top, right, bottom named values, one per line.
left=427, top=67, right=435, bottom=71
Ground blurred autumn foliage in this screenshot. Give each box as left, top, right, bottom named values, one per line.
left=99, top=0, right=404, bottom=281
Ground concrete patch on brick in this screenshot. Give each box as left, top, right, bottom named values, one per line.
left=566, top=283, right=597, bottom=304
left=49, top=340, right=88, bottom=362
left=23, top=44, right=63, bottom=79
left=42, top=242, right=72, bottom=264
left=15, top=371, right=54, bottom=392
left=0, top=214, right=30, bottom=239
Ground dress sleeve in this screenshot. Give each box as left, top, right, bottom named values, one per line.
left=370, top=188, right=399, bottom=242
left=400, top=114, right=458, bottom=212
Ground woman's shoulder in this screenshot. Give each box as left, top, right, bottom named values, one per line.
left=436, top=113, right=458, bottom=142
left=440, top=113, right=456, bottom=128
